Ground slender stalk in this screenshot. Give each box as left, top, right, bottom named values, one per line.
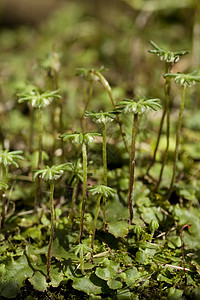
left=180, top=224, right=190, bottom=285
left=102, top=122, right=107, bottom=228
left=34, top=108, right=43, bottom=212
left=93, top=71, right=129, bottom=154
left=38, top=109, right=43, bottom=169
left=147, top=62, right=170, bottom=176
left=192, top=0, right=200, bottom=68
left=70, top=179, right=79, bottom=222
left=0, top=166, right=7, bottom=229
left=29, top=106, right=34, bottom=153
left=167, top=85, right=186, bottom=199
left=81, top=82, right=93, bottom=132
left=46, top=181, right=55, bottom=281
left=79, top=247, right=84, bottom=275
left=156, top=69, right=171, bottom=189
left=128, top=113, right=138, bottom=223
left=91, top=194, right=102, bottom=263
left=79, top=143, right=87, bottom=243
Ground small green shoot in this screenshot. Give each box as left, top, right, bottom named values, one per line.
left=18, top=88, right=61, bottom=211
left=0, top=150, right=24, bottom=228
left=33, top=163, right=68, bottom=281
left=164, top=71, right=200, bottom=199
left=60, top=132, right=101, bottom=242
left=85, top=110, right=118, bottom=226
left=71, top=243, right=92, bottom=275
left=88, top=184, right=116, bottom=262
left=116, top=98, right=161, bottom=223
left=147, top=41, right=189, bottom=187
left=76, top=67, right=129, bottom=153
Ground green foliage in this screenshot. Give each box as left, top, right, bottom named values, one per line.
left=149, top=40, right=190, bottom=63
left=0, top=1, right=200, bottom=298
left=164, top=71, right=200, bottom=87
left=59, top=132, right=101, bottom=145
left=18, top=89, right=61, bottom=109
left=0, top=150, right=24, bottom=168
left=85, top=111, right=118, bottom=124
left=76, top=66, right=107, bottom=83
left=33, top=163, right=69, bottom=182
left=115, top=97, right=161, bottom=115
left=88, top=185, right=116, bottom=198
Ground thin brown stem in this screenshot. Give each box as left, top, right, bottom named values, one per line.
left=93, top=71, right=129, bottom=154
left=181, top=224, right=190, bottom=285
left=167, top=85, right=186, bottom=200
left=147, top=62, right=170, bottom=176
left=34, top=108, right=43, bottom=213
left=70, top=179, right=79, bottom=222
left=128, top=113, right=138, bottom=223
left=91, top=194, right=102, bottom=263
left=46, top=181, right=55, bottom=282
left=156, top=71, right=171, bottom=189
left=79, top=143, right=87, bottom=243
left=102, top=122, right=107, bottom=228
left=0, top=166, right=7, bottom=229
left=81, top=82, right=93, bottom=133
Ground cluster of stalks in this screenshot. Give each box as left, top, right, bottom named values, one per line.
left=1, top=42, right=198, bottom=280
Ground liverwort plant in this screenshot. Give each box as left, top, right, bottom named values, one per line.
left=18, top=88, right=61, bottom=211
left=85, top=110, right=118, bottom=227
left=115, top=98, right=161, bottom=223
left=163, top=71, right=200, bottom=199
left=88, top=184, right=116, bottom=262
left=0, top=150, right=24, bottom=228
left=59, top=132, right=101, bottom=243
left=76, top=67, right=129, bottom=153
left=33, top=163, right=68, bottom=281
left=147, top=41, right=189, bottom=188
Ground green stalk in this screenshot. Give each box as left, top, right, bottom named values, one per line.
left=93, top=71, right=129, bottom=154
left=79, top=143, right=87, bottom=243
left=46, top=180, right=55, bottom=281
left=34, top=108, right=43, bottom=212
left=156, top=66, right=171, bottom=189
left=147, top=62, right=170, bottom=176
left=102, top=122, right=107, bottom=228
left=91, top=194, right=102, bottom=263
left=167, top=85, right=186, bottom=199
left=0, top=165, right=7, bottom=229
left=128, top=113, right=138, bottom=224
